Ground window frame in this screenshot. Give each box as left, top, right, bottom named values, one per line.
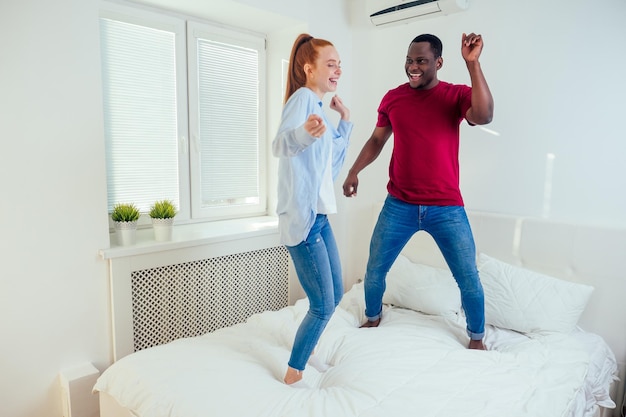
left=186, top=21, right=267, bottom=220
left=100, top=2, right=268, bottom=228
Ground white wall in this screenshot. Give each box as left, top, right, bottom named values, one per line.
left=341, top=0, right=626, bottom=288
left=0, top=1, right=111, bottom=416
left=1, top=0, right=625, bottom=415
left=0, top=0, right=352, bottom=416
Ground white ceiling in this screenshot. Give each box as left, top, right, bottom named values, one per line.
left=128, top=0, right=302, bottom=33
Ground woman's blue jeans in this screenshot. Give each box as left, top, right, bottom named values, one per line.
left=286, top=214, right=343, bottom=371
left=364, top=195, right=485, bottom=340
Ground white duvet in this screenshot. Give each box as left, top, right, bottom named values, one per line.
left=94, top=284, right=617, bottom=417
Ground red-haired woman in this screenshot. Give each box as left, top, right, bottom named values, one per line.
left=272, top=33, right=352, bottom=386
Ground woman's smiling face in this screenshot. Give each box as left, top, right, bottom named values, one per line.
left=306, top=45, right=342, bottom=98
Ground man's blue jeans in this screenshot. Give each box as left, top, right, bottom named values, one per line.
left=364, top=195, right=485, bottom=340
left=286, top=214, right=343, bottom=371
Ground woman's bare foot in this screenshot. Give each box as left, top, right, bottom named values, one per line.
left=284, top=367, right=303, bottom=385
left=468, top=339, right=486, bottom=350
left=360, top=318, right=381, bottom=328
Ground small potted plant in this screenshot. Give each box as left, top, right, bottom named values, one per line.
left=149, top=199, right=177, bottom=241
left=111, top=203, right=140, bottom=246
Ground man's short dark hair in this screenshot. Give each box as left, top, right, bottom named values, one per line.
left=411, top=34, right=443, bottom=58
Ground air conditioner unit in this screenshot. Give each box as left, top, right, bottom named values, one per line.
left=367, top=0, right=469, bottom=27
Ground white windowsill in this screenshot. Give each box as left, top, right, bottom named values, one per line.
left=99, top=215, right=280, bottom=259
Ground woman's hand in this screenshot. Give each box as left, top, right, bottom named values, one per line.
left=330, top=95, right=350, bottom=121
left=304, top=114, right=326, bottom=138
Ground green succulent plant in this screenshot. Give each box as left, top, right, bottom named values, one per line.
left=149, top=199, right=177, bottom=219
left=111, top=203, right=141, bottom=222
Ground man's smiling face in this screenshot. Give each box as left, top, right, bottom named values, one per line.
left=405, top=41, right=442, bottom=90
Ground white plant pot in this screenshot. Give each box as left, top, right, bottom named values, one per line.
left=152, top=217, right=174, bottom=241
left=114, top=221, right=138, bottom=246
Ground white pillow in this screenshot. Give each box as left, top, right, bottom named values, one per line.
left=478, top=253, right=594, bottom=334
left=382, top=254, right=461, bottom=317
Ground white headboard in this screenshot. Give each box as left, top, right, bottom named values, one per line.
left=372, top=205, right=625, bottom=408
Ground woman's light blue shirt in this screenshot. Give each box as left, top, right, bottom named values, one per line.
left=272, top=87, right=352, bottom=246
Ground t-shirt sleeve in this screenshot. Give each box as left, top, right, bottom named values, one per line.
left=460, top=85, right=472, bottom=122
left=376, top=92, right=391, bottom=128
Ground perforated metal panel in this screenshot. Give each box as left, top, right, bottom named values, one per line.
left=131, top=246, right=289, bottom=351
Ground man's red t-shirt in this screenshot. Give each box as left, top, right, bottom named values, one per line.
left=377, top=81, right=472, bottom=206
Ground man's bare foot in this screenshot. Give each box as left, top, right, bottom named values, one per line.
left=360, top=318, right=381, bottom=328
left=283, top=367, right=303, bottom=385
left=468, top=339, right=486, bottom=350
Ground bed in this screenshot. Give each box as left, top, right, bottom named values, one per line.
left=94, top=210, right=622, bottom=417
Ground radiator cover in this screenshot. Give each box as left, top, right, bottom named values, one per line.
left=130, top=246, right=289, bottom=351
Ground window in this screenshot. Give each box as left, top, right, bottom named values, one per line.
left=100, top=4, right=266, bottom=225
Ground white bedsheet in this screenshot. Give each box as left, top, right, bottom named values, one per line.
left=94, top=284, right=617, bottom=417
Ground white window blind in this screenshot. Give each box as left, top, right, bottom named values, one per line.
left=99, top=4, right=266, bottom=224
left=197, top=40, right=259, bottom=205
left=100, top=17, right=181, bottom=215
left=188, top=24, right=266, bottom=219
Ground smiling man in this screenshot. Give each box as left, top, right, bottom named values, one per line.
left=342, top=33, right=494, bottom=350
